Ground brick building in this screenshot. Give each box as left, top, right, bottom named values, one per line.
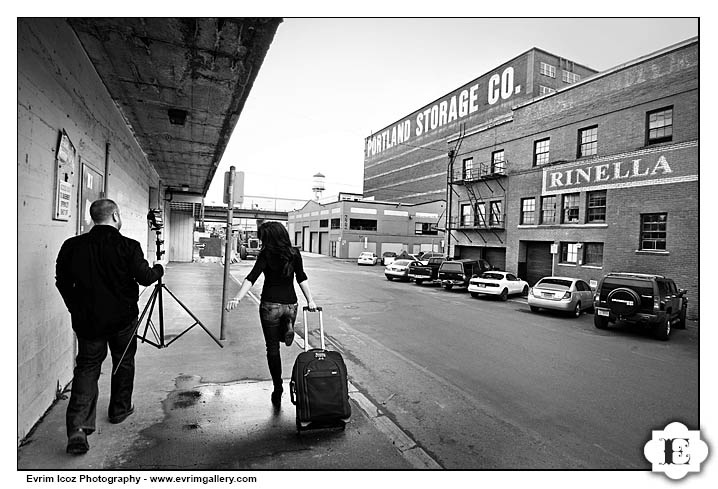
left=363, top=48, right=598, bottom=204
left=364, top=37, right=698, bottom=318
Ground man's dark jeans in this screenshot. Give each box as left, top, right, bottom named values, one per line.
left=258, top=302, right=298, bottom=389
left=66, top=322, right=137, bottom=436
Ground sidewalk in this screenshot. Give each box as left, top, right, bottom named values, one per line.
left=17, top=261, right=421, bottom=471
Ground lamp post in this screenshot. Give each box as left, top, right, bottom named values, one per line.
left=220, top=166, right=236, bottom=341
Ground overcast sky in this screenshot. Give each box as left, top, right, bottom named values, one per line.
left=204, top=17, right=698, bottom=207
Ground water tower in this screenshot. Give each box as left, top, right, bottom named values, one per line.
left=312, top=172, right=326, bottom=201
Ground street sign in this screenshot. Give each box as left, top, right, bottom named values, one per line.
left=223, top=170, right=244, bottom=205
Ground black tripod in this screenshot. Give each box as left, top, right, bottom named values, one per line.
left=136, top=228, right=224, bottom=349
left=113, top=214, right=223, bottom=376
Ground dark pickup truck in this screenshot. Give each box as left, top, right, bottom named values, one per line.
left=408, top=256, right=447, bottom=285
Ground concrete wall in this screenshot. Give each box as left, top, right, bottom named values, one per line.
left=17, top=19, right=160, bottom=443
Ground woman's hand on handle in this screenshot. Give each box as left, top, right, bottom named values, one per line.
left=306, top=300, right=317, bottom=312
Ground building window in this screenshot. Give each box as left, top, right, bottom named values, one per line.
left=647, top=107, right=673, bottom=145
left=534, top=138, right=550, bottom=166
left=319, top=219, right=329, bottom=228
left=578, top=125, right=598, bottom=158
left=541, top=195, right=557, bottom=224
left=640, top=213, right=667, bottom=250
left=562, top=70, right=581, bottom=84
left=560, top=242, right=580, bottom=264
left=583, top=243, right=604, bottom=267
left=586, top=190, right=606, bottom=223
left=330, top=218, right=341, bottom=229
left=539, top=85, right=555, bottom=95
left=463, top=157, right=474, bottom=180
left=562, top=193, right=580, bottom=223
left=415, top=223, right=438, bottom=235
left=476, top=202, right=487, bottom=226
left=461, top=203, right=472, bottom=227
left=491, top=150, right=505, bottom=175
left=521, top=198, right=536, bottom=225
left=349, top=218, right=376, bottom=231
left=489, top=201, right=503, bottom=226
left=540, top=62, right=556, bottom=78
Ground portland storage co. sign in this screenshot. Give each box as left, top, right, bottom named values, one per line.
left=366, top=63, right=524, bottom=158
left=541, top=142, right=698, bottom=195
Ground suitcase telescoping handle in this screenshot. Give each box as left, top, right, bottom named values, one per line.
left=302, top=306, right=325, bottom=351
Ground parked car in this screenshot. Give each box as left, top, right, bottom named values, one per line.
left=593, top=272, right=687, bottom=341
left=385, top=259, right=418, bottom=281
left=357, top=251, right=379, bottom=266
left=408, top=256, right=447, bottom=285
left=468, top=271, right=528, bottom=301
left=418, top=251, right=445, bottom=261
left=438, top=259, right=491, bottom=290
left=381, top=251, right=398, bottom=266
left=527, top=276, right=594, bottom=317
left=396, top=251, right=423, bottom=263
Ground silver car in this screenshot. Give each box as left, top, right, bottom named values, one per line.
left=385, top=259, right=417, bottom=281
left=527, top=276, right=594, bottom=317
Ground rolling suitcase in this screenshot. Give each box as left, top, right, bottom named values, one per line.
left=289, top=306, right=351, bottom=432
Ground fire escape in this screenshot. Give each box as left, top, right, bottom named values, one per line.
left=447, top=143, right=508, bottom=246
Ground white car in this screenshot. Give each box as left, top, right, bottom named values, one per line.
left=357, top=251, right=379, bottom=266
left=468, top=271, right=529, bottom=301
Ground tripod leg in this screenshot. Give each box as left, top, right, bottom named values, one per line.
left=137, top=283, right=163, bottom=348
left=113, top=286, right=158, bottom=375
left=162, top=284, right=224, bottom=348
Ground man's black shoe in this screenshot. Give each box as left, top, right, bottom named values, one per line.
left=66, top=429, right=89, bottom=455
left=109, top=405, right=135, bottom=424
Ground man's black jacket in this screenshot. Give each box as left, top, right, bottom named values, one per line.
left=55, top=225, right=164, bottom=338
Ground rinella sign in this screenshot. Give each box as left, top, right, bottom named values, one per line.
left=366, top=66, right=520, bottom=157
left=541, top=143, right=698, bottom=195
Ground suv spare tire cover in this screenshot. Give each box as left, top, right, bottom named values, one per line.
left=606, top=287, right=642, bottom=315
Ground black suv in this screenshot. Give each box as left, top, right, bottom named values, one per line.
left=593, top=272, right=687, bottom=340
left=438, top=259, right=491, bottom=290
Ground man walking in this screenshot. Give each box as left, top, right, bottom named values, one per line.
left=55, top=199, right=164, bottom=454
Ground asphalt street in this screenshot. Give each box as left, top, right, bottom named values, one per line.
left=232, top=253, right=699, bottom=470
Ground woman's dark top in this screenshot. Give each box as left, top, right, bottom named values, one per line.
left=246, top=249, right=308, bottom=304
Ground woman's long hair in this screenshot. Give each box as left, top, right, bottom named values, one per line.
left=257, top=221, right=297, bottom=277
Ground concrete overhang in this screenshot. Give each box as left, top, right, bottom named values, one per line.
left=68, top=17, right=282, bottom=197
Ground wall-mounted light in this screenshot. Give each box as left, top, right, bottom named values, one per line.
left=181, top=184, right=189, bottom=192
left=168, top=108, right=188, bottom=126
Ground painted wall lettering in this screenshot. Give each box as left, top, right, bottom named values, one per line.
left=541, top=144, right=698, bottom=195
left=366, top=64, right=523, bottom=157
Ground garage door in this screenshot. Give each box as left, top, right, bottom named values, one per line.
left=319, top=232, right=329, bottom=255
left=381, top=242, right=405, bottom=254
left=456, top=245, right=483, bottom=260
left=302, top=227, right=310, bottom=251
left=484, top=248, right=506, bottom=271
left=310, top=232, right=319, bottom=253
left=348, top=241, right=377, bottom=258
left=524, top=242, right=553, bottom=285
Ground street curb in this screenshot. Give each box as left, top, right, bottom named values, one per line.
left=294, top=333, right=442, bottom=469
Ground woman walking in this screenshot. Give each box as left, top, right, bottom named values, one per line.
left=225, top=222, right=317, bottom=406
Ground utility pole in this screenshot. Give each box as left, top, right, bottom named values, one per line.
left=220, top=166, right=236, bottom=341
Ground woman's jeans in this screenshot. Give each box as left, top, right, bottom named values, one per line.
left=258, top=302, right=298, bottom=390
